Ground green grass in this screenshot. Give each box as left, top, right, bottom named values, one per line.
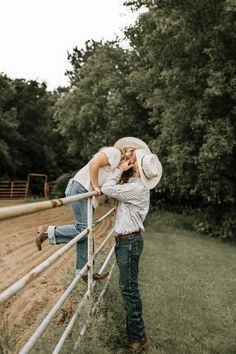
left=3, top=210, right=234, bottom=353
left=77, top=210, right=236, bottom=354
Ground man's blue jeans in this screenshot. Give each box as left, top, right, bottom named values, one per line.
left=115, top=235, right=146, bottom=342
left=52, top=179, right=91, bottom=272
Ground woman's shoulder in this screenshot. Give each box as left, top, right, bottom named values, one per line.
left=100, top=146, right=121, bottom=168
left=100, top=146, right=121, bottom=157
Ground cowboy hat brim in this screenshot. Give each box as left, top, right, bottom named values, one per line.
left=114, top=137, right=151, bottom=153
left=135, top=149, right=163, bottom=189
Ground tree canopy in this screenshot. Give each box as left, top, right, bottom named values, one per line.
left=0, top=0, right=235, bottom=238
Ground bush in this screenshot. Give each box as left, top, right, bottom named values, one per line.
left=193, top=208, right=236, bottom=241
left=147, top=206, right=236, bottom=242
left=49, top=172, right=72, bottom=198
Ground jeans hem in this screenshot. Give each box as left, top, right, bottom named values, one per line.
left=48, top=226, right=56, bottom=244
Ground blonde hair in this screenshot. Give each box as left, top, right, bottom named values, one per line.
left=118, top=147, right=136, bottom=184
left=120, top=147, right=135, bottom=160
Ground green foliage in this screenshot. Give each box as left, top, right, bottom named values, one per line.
left=0, top=75, right=21, bottom=178
left=12, top=79, right=62, bottom=179
left=123, top=0, right=236, bottom=238
left=50, top=172, right=72, bottom=198
left=54, top=40, right=151, bottom=163
left=0, top=74, right=75, bottom=182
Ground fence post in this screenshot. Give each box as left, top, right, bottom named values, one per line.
left=10, top=181, right=14, bottom=198
left=87, top=197, right=93, bottom=298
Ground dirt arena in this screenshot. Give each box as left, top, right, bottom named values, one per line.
left=0, top=199, right=114, bottom=352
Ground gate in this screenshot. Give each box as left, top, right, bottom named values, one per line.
left=0, top=180, right=28, bottom=199
left=0, top=173, right=52, bottom=199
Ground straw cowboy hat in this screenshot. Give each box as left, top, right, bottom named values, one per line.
left=114, top=137, right=151, bottom=153
left=135, top=149, right=162, bottom=189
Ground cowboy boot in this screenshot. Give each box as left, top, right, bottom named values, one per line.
left=36, top=224, right=48, bottom=251
left=124, top=339, right=149, bottom=353
left=81, top=272, right=109, bottom=283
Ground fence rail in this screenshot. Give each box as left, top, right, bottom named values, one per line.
left=0, top=181, right=28, bottom=199
left=0, top=192, right=116, bottom=353
left=0, top=191, right=98, bottom=221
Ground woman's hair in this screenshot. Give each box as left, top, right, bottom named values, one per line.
left=119, top=147, right=135, bottom=184
left=119, top=168, right=134, bottom=184
left=120, top=147, right=135, bottom=160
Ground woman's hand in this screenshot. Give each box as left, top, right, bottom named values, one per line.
left=94, top=186, right=102, bottom=195
left=118, top=159, right=134, bottom=172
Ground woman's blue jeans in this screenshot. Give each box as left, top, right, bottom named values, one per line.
left=115, top=235, right=146, bottom=342
left=53, top=179, right=92, bottom=272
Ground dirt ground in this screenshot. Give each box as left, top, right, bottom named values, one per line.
left=0, top=199, right=114, bottom=353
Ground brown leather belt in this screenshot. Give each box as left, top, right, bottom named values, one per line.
left=115, top=231, right=141, bottom=242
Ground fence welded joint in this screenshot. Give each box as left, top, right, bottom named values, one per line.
left=0, top=208, right=114, bottom=303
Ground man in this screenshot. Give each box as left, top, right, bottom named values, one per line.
left=101, top=149, right=162, bottom=353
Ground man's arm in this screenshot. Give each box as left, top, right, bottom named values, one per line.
left=101, top=169, right=144, bottom=203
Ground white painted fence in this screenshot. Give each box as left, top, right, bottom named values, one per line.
left=0, top=193, right=116, bottom=353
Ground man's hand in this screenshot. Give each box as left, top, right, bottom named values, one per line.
left=118, top=159, right=134, bottom=172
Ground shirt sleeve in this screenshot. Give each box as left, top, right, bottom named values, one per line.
left=101, top=169, right=149, bottom=204
left=100, top=147, right=121, bottom=169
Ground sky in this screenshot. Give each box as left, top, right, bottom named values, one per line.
left=0, top=0, right=141, bottom=90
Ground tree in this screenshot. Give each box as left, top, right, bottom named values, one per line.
left=54, top=40, right=151, bottom=167
left=0, top=75, right=21, bottom=178
left=0, top=75, right=68, bottom=180
left=124, top=0, right=236, bottom=237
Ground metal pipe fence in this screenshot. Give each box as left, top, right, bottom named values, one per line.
left=0, top=191, right=98, bottom=221
left=0, top=191, right=116, bottom=353
left=73, top=260, right=116, bottom=352
left=52, top=246, right=115, bottom=354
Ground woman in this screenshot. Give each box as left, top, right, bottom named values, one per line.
left=36, top=137, right=151, bottom=280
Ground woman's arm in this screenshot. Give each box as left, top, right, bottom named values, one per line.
left=88, top=152, right=110, bottom=193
